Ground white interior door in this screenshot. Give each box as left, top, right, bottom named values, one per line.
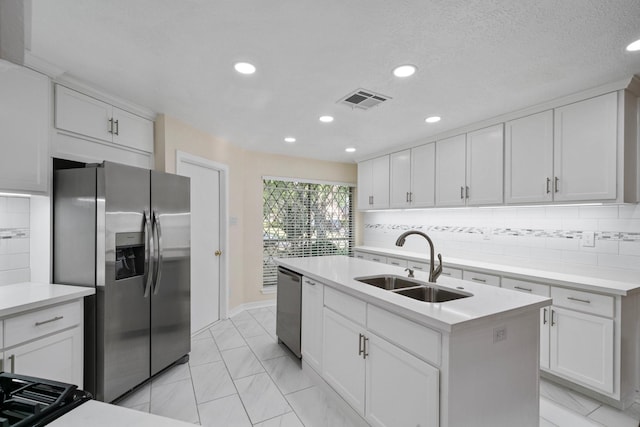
left=177, top=154, right=223, bottom=334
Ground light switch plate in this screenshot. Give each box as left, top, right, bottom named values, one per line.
left=582, top=231, right=595, bottom=247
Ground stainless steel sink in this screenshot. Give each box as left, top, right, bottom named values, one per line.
left=391, top=285, right=471, bottom=303
left=354, top=275, right=426, bottom=290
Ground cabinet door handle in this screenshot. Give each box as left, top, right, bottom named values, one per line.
left=358, top=333, right=364, bottom=356
left=35, top=315, right=64, bottom=326
left=555, top=177, right=559, bottom=193
left=466, top=186, right=470, bottom=199
left=306, top=280, right=316, bottom=286
left=369, top=196, right=373, bottom=205
left=114, top=119, right=119, bottom=135
left=108, top=118, right=114, bottom=134
left=409, top=192, right=413, bottom=203
left=471, top=277, right=486, bottom=283
left=567, top=296, right=591, bottom=304
left=460, top=186, right=464, bottom=199
left=546, top=177, right=551, bottom=194
left=543, top=308, right=548, bottom=325
left=363, top=336, right=369, bottom=359
left=391, top=262, right=400, bottom=266
left=551, top=310, right=556, bottom=326
left=9, top=354, right=15, bottom=373
left=514, top=286, right=532, bottom=292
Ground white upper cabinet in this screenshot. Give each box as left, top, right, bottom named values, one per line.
left=553, top=92, right=618, bottom=202
left=55, top=85, right=154, bottom=153
left=357, top=155, right=389, bottom=210
left=505, top=110, right=554, bottom=204
left=0, top=61, right=49, bottom=193
left=389, top=144, right=435, bottom=208
left=466, top=124, right=504, bottom=206
left=435, top=134, right=467, bottom=207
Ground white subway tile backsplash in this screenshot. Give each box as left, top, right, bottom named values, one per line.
left=546, top=206, right=580, bottom=218
left=561, top=250, right=598, bottom=266
left=545, top=237, right=580, bottom=251
left=7, top=197, right=30, bottom=213
left=618, top=204, right=640, bottom=219
left=0, top=253, right=29, bottom=270
left=561, top=219, right=598, bottom=232
left=0, top=268, right=30, bottom=286
left=598, top=219, right=640, bottom=233
left=598, top=253, right=640, bottom=272
left=579, top=239, right=619, bottom=255
left=579, top=205, right=618, bottom=219
left=619, top=241, right=640, bottom=257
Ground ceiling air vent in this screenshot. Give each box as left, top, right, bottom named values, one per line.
left=338, top=89, right=391, bottom=110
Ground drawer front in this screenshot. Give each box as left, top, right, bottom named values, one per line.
left=386, top=257, right=408, bottom=268
left=463, top=270, right=501, bottom=286
left=4, top=301, right=83, bottom=348
left=407, top=260, right=429, bottom=272
left=354, top=251, right=366, bottom=260
left=367, top=254, right=387, bottom=264
left=440, top=266, right=462, bottom=279
left=502, top=278, right=550, bottom=297
left=324, top=287, right=366, bottom=326
left=551, top=287, right=614, bottom=318
left=367, top=305, right=441, bottom=366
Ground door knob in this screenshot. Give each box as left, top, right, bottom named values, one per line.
left=215, top=250, right=222, bottom=256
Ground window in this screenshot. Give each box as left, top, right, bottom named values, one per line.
left=263, top=179, right=353, bottom=287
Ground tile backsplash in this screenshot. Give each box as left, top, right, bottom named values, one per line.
left=0, top=196, right=30, bottom=285
left=362, top=204, right=640, bottom=273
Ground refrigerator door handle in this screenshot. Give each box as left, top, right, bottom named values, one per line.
left=152, top=211, right=164, bottom=295
left=143, top=211, right=153, bottom=298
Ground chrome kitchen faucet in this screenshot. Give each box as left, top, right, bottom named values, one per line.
left=395, top=230, right=443, bottom=283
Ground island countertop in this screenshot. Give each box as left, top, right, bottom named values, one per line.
left=0, top=282, right=95, bottom=318
left=276, top=255, right=551, bottom=333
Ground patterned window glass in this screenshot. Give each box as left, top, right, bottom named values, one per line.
left=262, top=179, right=353, bottom=286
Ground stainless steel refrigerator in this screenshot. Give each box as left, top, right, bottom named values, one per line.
left=53, top=161, right=190, bottom=403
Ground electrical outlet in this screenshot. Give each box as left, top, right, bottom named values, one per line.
left=582, top=231, right=595, bottom=247
left=493, top=326, right=507, bottom=343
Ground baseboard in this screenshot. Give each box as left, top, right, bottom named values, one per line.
left=227, top=299, right=276, bottom=318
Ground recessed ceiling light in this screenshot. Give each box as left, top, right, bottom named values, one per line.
left=234, top=62, right=256, bottom=74
left=345, top=147, right=356, bottom=153
left=319, top=115, right=334, bottom=123
left=393, top=64, right=417, bottom=78
left=284, top=137, right=296, bottom=143
left=425, top=116, right=441, bottom=123
left=626, top=39, right=640, bottom=52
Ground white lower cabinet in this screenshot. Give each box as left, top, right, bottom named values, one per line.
left=549, top=307, right=614, bottom=393
left=322, top=308, right=366, bottom=414
left=301, top=277, right=323, bottom=373
left=1, top=300, right=84, bottom=387
left=365, top=333, right=439, bottom=427
left=321, top=293, right=439, bottom=426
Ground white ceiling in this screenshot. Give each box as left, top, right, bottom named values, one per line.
left=28, top=0, right=640, bottom=163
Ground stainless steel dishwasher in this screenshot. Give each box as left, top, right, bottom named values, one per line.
left=276, top=266, right=302, bottom=358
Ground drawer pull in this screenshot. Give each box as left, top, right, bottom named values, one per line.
left=412, top=266, right=423, bottom=270
left=471, top=277, right=486, bottom=283
left=441, top=272, right=451, bottom=276
left=567, top=296, right=591, bottom=304
left=514, top=286, right=532, bottom=292
left=307, top=281, right=316, bottom=286
left=391, top=262, right=400, bottom=266
left=35, top=316, right=64, bottom=326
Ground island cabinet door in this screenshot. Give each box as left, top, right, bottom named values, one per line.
left=549, top=307, right=614, bottom=394
left=301, top=278, right=323, bottom=373
left=365, top=333, right=439, bottom=427
left=322, top=308, right=366, bottom=415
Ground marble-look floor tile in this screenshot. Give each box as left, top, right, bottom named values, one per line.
left=191, top=360, right=236, bottom=404
left=248, top=307, right=276, bottom=324
left=263, top=355, right=314, bottom=395
left=221, top=346, right=265, bottom=379
left=253, top=411, right=304, bottom=427
left=540, top=397, right=604, bottom=427
left=286, top=385, right=369, bottom=427
left=235, top=373, right=292, bottom=424
left=150, top=378, right=199, bottom=424
left=209, top=319, right=236, bottom=333
left=198, top=394, right=251, bottom=427
left=245, top=334, right=288, bottom=361
left=232, top=315, right=268, bottom=339
left=211, top=324, right=247, bottom=351
left=152, top=362, right=191, bottom=387
left=191, top=329, right=213, bottom=341
left=540, top=379, right=602, bottom=416
left=116, top=382, right=150, bottom=410
left=539, top=417, right=558, bottom=427
left=189, top=337, right=222, bottom=366
left=589, top=403, right=640, bottom=427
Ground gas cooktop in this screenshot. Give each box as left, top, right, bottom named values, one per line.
left=0, top=372, right=91, bottom=426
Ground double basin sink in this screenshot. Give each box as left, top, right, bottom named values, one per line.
left=354, top=275, right=471, bottom=303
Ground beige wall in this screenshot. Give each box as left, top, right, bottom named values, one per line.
left=155, top=114, right=357, bottom=311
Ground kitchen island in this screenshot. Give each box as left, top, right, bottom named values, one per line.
left=276, top=255, right=551, bottom=427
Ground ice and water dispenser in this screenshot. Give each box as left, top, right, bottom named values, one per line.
left=115, top=232, right=145, bottom=280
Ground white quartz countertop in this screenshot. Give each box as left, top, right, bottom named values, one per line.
left=48, top=401, right=195, bottom=427
left=356, top=245, right=640, bottom=296
left=0, top=282, right=95, bottom=318
left=276, top=255, right=550, bottom=333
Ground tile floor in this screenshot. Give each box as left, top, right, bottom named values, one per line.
left=116, top=305, right=640, bottom=427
